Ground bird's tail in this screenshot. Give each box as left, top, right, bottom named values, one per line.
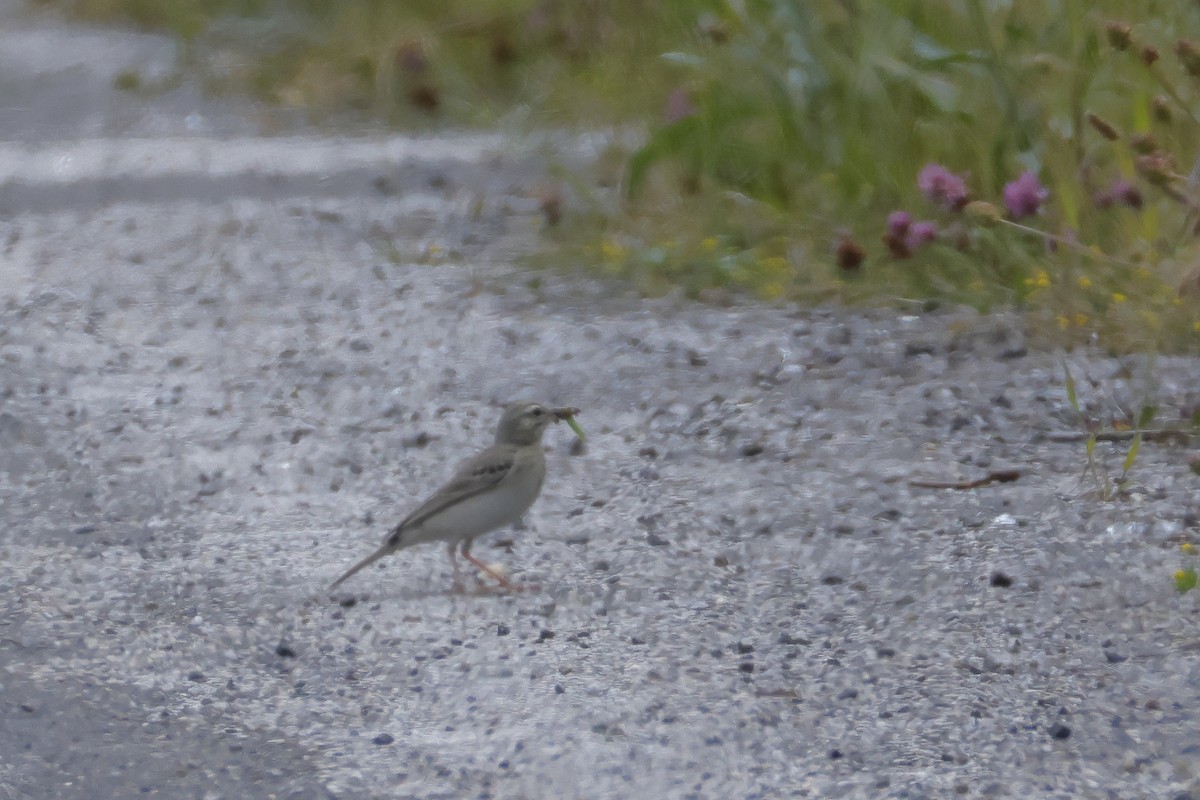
left=329, top=545, right=392, bottom=589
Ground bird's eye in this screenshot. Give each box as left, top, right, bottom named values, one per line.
left=531, top=407, right=544, bottom=416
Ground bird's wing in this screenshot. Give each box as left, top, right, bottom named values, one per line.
left=331, top=446, right=519, bottom=588
left=391, top=444, right=517, bottom=535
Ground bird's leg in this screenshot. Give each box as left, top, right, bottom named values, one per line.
left=447, top=541, right=465, bottom=593
left=460, top=539, right=519, bottom=591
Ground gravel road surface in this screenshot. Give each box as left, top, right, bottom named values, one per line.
left=2, top=4, right=1198, bottom=799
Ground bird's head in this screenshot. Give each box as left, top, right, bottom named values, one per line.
left=495, top=401, right=579, bottom=446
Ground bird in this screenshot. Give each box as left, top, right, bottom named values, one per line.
left=330, top=401, right=579, bottom=592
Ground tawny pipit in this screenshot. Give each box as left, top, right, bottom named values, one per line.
left=330, top=402, right=578, bottom=591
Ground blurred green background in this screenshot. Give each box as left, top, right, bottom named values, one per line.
left=41, top=0, right=1200, bottom=352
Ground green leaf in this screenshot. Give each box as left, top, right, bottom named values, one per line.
left=1175, top=567, right=1198, bottom=593
left=1136, top=405, right=1157, bottom=430
left=1062, top=360, right=1080, bottom=413
left=1121, top=432, right=1142, bottom=477
left=627, top=116, right=703, bottom=199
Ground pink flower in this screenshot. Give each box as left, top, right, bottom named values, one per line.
left=1003, top=171, right=1049, bottom=219
left=907, top=221, right=939, bottom=249
left=664, top=88, right=697, bottom=124
left=884, top=211, right=938, bottom=259
left=883, top=210, right=912, bottom=258
left=886, top=211, right=912, bottom=238
left=1095, top=179, right=1143, bottom=210
left=917, top=164, right=970, bottom=210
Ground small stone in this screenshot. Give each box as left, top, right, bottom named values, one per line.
left=538, top=629, right=555, bottom=642
left=740, top=442, right=764, bottom=458
left=1049, top=722, right=1071, bottom=740
left=990, top=571, right=1014, bottom=588
left=738, top=662, right=755, bottom=673
left=838, top=688, right=859, bottom=700
left=275, top=644, right=297, bottom=658
left=372, top=733, right=394, bottom=745
left=1104, top=649, right=1128, bottom=664
left=187, top=671, right=206, bottom=683
left=403, top=432, right=432, bottom=449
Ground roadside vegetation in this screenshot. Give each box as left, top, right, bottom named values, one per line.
left=39, top=2, right=1200, bottom=585
left=44, top=0, right=1200, bottom=353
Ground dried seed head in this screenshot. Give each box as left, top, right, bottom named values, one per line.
left=835, top=236, right=866, bottom=272
left=537, top=186, right=563, bottom=227
left=881, top=231, right=911, bottom=259
left=1105, top=22, right=1133, bottom=51
left=1175, top=39, right=1200, bottom=76
left=1140, top=45, right=1160, bottom=66
left=1116, top=181, right=1144, bottom=209
left=1130, top=133, right=1159, bottom=154
left=1152, top=95, right=1173, bottom=123
left=1086, top=112, right=1120, bottom=141
left=963, top=200, right=1001, bottom=226
left=1135, top=152, right=1175, bottom=186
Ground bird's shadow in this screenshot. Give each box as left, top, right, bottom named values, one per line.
left=327, top=580, right=542, bottom=606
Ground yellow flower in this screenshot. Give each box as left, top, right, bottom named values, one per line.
left=601, top=240, right=628, bottom=261
left=1077, top=276, right=1092, bottom=289
left=1192, top=320, right=1200, bottom=333
left=1025, top=270, right=1051, bottom=289
left=761, top=256, right=789, bottom=274
left=1112, top=292, right=1127, bottom=304
left=1057, top=315, right=1070, bottom=330
left=1075, top=312, right=1089, bottom=327
left=760, top=282, right=785, bottom=300
left=1183, top=542, right=1197, bottom=555
left=701, top=237, right=719, bottom=252
left=1176, top=569, right=1191, bottom=583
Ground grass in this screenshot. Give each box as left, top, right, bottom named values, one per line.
left=36, top=0, right=1200, bottom=353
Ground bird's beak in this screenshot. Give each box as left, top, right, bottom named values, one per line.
left=552, top=407, right=581, bottom=422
